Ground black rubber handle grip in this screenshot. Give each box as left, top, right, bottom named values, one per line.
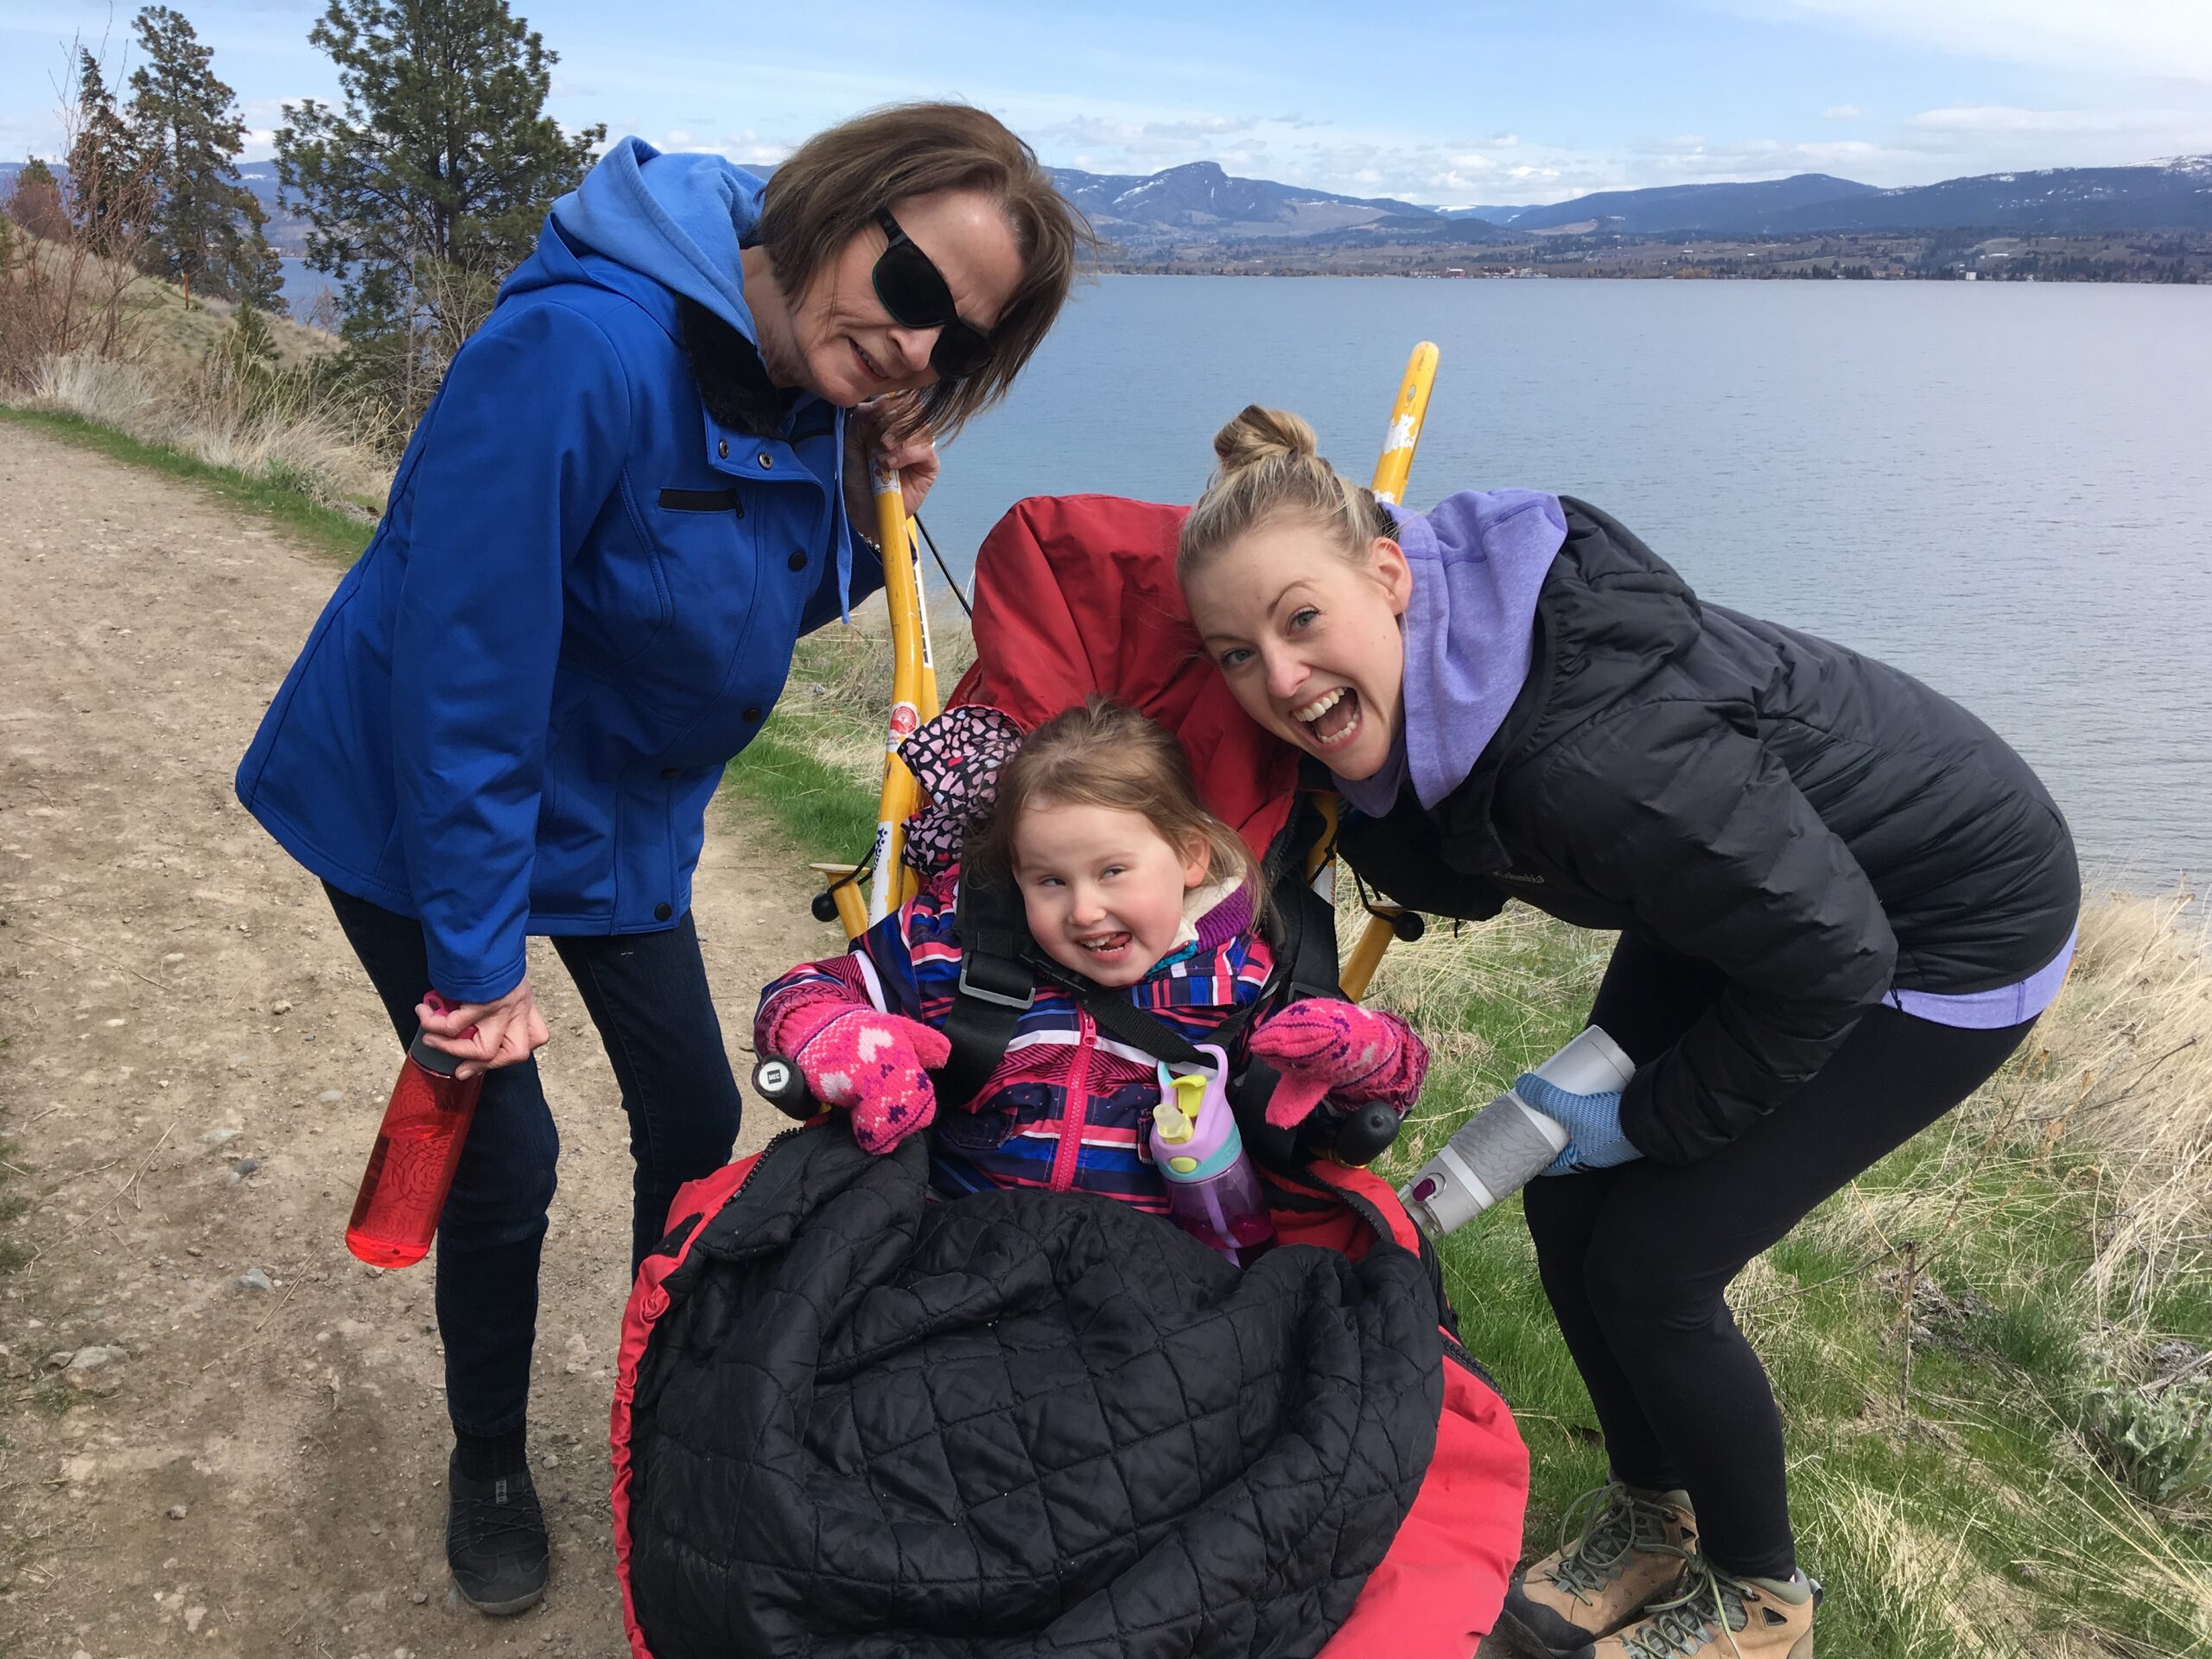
left=1330, top=1100, right=1402, bottom=1168
left=751, top=1058, right=817, bottom=1122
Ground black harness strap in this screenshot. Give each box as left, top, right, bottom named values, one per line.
left=933, top=868, right=1035, bottom=1110
left=931, top=852, right=1349, bottom=1163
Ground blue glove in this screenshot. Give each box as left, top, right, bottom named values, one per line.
left=1516, top=1072, right=1643, bottom=1175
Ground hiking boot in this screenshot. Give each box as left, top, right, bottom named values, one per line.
left=446, top=1451, right=550, bottom=1614
left=1499, top=1482, right=1699, bottom=1655
left=1576, top=1556, right=1818, bottom=1659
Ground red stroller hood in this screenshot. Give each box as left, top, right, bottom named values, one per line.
left=949, top=494, right=1302, bottom=860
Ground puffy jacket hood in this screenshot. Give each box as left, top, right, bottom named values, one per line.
left=534, top=137, right=763, bottom=337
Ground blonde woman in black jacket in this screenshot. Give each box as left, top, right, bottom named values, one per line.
left=1178, top=408, right=2079, bottom=1659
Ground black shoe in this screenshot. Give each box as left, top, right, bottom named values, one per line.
left=446, top=1451, right=550, bottom=1614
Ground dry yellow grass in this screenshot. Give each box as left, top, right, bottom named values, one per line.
left=2025, top=892, right=2212, bottom=1310
left=4, top=232, right=333, bottom=373
left=24, top=348, right=390, bottom=515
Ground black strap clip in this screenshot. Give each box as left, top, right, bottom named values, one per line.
left=956, top=953, right=1036, bottom=1011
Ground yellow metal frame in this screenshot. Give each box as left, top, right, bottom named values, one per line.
left=862, top=458, right=943, bottom=926
left=1337, top=342, right=1440, bottom=1001
left=836, top=343, right=1442, bottom=982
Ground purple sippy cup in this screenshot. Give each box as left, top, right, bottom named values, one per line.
left=1148, top=1044, right=1275, bottom=1263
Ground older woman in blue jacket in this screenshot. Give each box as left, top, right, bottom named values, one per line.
left=235, top=104, right=1084, bottom=1614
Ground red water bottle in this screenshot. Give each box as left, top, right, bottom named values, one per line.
left=345, top=1010, right=483, bottom=1269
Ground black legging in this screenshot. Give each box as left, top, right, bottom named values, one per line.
left=325, top=884, right=745, bottom=1440
left=1522, top=931, right=2035, bottom=1580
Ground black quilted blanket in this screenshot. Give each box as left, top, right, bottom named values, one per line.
left=622, top=1122, right=1446, bottom=1657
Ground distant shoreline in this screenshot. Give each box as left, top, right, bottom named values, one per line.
left=1093, top=227, right=2209, bottom=284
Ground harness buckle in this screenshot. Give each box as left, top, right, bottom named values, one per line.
left=957, top=957, right=1036, bottom=1011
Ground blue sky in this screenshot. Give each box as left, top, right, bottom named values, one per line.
left=4, top=0, right=2209, bottom=205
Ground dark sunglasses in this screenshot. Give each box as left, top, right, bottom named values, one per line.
left=870, top=207, right=995, bottom=381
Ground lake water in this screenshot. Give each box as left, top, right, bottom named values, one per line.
left=918, top=276, right=2212, bottom=891
left=277, top=257, right=336, bottom=320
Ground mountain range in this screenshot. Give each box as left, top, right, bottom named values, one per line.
left=1057, top=156, right=2212, bottom=245
left=9, top=155, right=2209, bottom=262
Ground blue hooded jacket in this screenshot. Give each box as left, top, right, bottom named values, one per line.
left=236, top=140, right=883, bottom=1001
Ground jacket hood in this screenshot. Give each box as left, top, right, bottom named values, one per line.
left=535, top=137, right=763, bottom=337
left=1335, top=491, right=1567, bottom=814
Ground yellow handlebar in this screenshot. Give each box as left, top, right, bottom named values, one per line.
left=865, top=461, right=941, bottom=927
left=1370, top=342, right=1439, bottom=507
left=1339, top=340, right=1441, bottom=1001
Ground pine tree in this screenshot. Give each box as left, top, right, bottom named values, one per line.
left=276, top=0, right=604, bottom=349
left=126, top=4, right=278, bottom=307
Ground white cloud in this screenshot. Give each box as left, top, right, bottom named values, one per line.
left=1028, top=111, right=1263, bottom=170
left=715, top=129, right=791, bottom=166
left=1908, top=104, right=2197, bottom=135
left=1894, top=103, right=2212, bottom=169
left=1745, top=0, right=2212, bottom=82
left=1822, top=104, right=1861, bottom=119
left=1637, top=133, right=1891, bottom=173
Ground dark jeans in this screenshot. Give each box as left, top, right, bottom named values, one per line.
left=325, top=884, right=744, bottom=1439
left=1522, top=931, right=2034, bottom=1580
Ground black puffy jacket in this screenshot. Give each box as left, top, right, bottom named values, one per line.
left=620, top=1124, right=1450, bottom=1657
left=1338, top=499, right=2079, bottom=1166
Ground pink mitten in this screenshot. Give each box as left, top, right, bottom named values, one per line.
left=1248, top=999, right=1429, bottom=1129
left=772, top=1001, right=953, bottom=1155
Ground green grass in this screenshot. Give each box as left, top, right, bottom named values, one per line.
left=0, top=404, right=372, bottom=565
left=719, top=715, right=880, bottom=872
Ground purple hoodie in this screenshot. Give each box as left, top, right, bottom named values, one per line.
left=1332, top=490, right=1568, bottom=817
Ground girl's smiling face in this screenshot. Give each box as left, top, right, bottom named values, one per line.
left=1011, top=799, right=1211, bottom=987
left=1183, top=518, right=1414, bottom=782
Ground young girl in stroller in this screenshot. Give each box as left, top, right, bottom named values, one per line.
left=613, top=498, right=1529, bottom=1659
left=753, top=694, right=1428, bottom=1217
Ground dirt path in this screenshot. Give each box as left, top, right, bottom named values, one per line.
left=0, top=420, right=837, bottom=1657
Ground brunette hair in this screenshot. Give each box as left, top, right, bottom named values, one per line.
left=755, top=101, right=1094, bottom=439
left=1176, top=404, right=1395, bottom=582
left=970, top=697, right=1255, bottom=900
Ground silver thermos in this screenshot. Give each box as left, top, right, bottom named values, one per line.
left=1398, top=1026, right=1636, bottom=1236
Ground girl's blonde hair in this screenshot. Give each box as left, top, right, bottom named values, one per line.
left=971, top=696, right=1255, bottom=900
left=1176, top=404, right=1395, bottom=582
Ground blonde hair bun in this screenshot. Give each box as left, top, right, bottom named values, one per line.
left=1179, top=404, right=1392, bottom=582
left=1211, top=404, right=1320, bottom=475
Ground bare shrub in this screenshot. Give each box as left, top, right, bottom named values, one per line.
left=0, top=46, right=160, bottom=388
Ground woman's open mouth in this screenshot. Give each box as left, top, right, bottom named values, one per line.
left=1290, top=685, right=1363, bottom=751
left=850, top=338, right=888, bottom=385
